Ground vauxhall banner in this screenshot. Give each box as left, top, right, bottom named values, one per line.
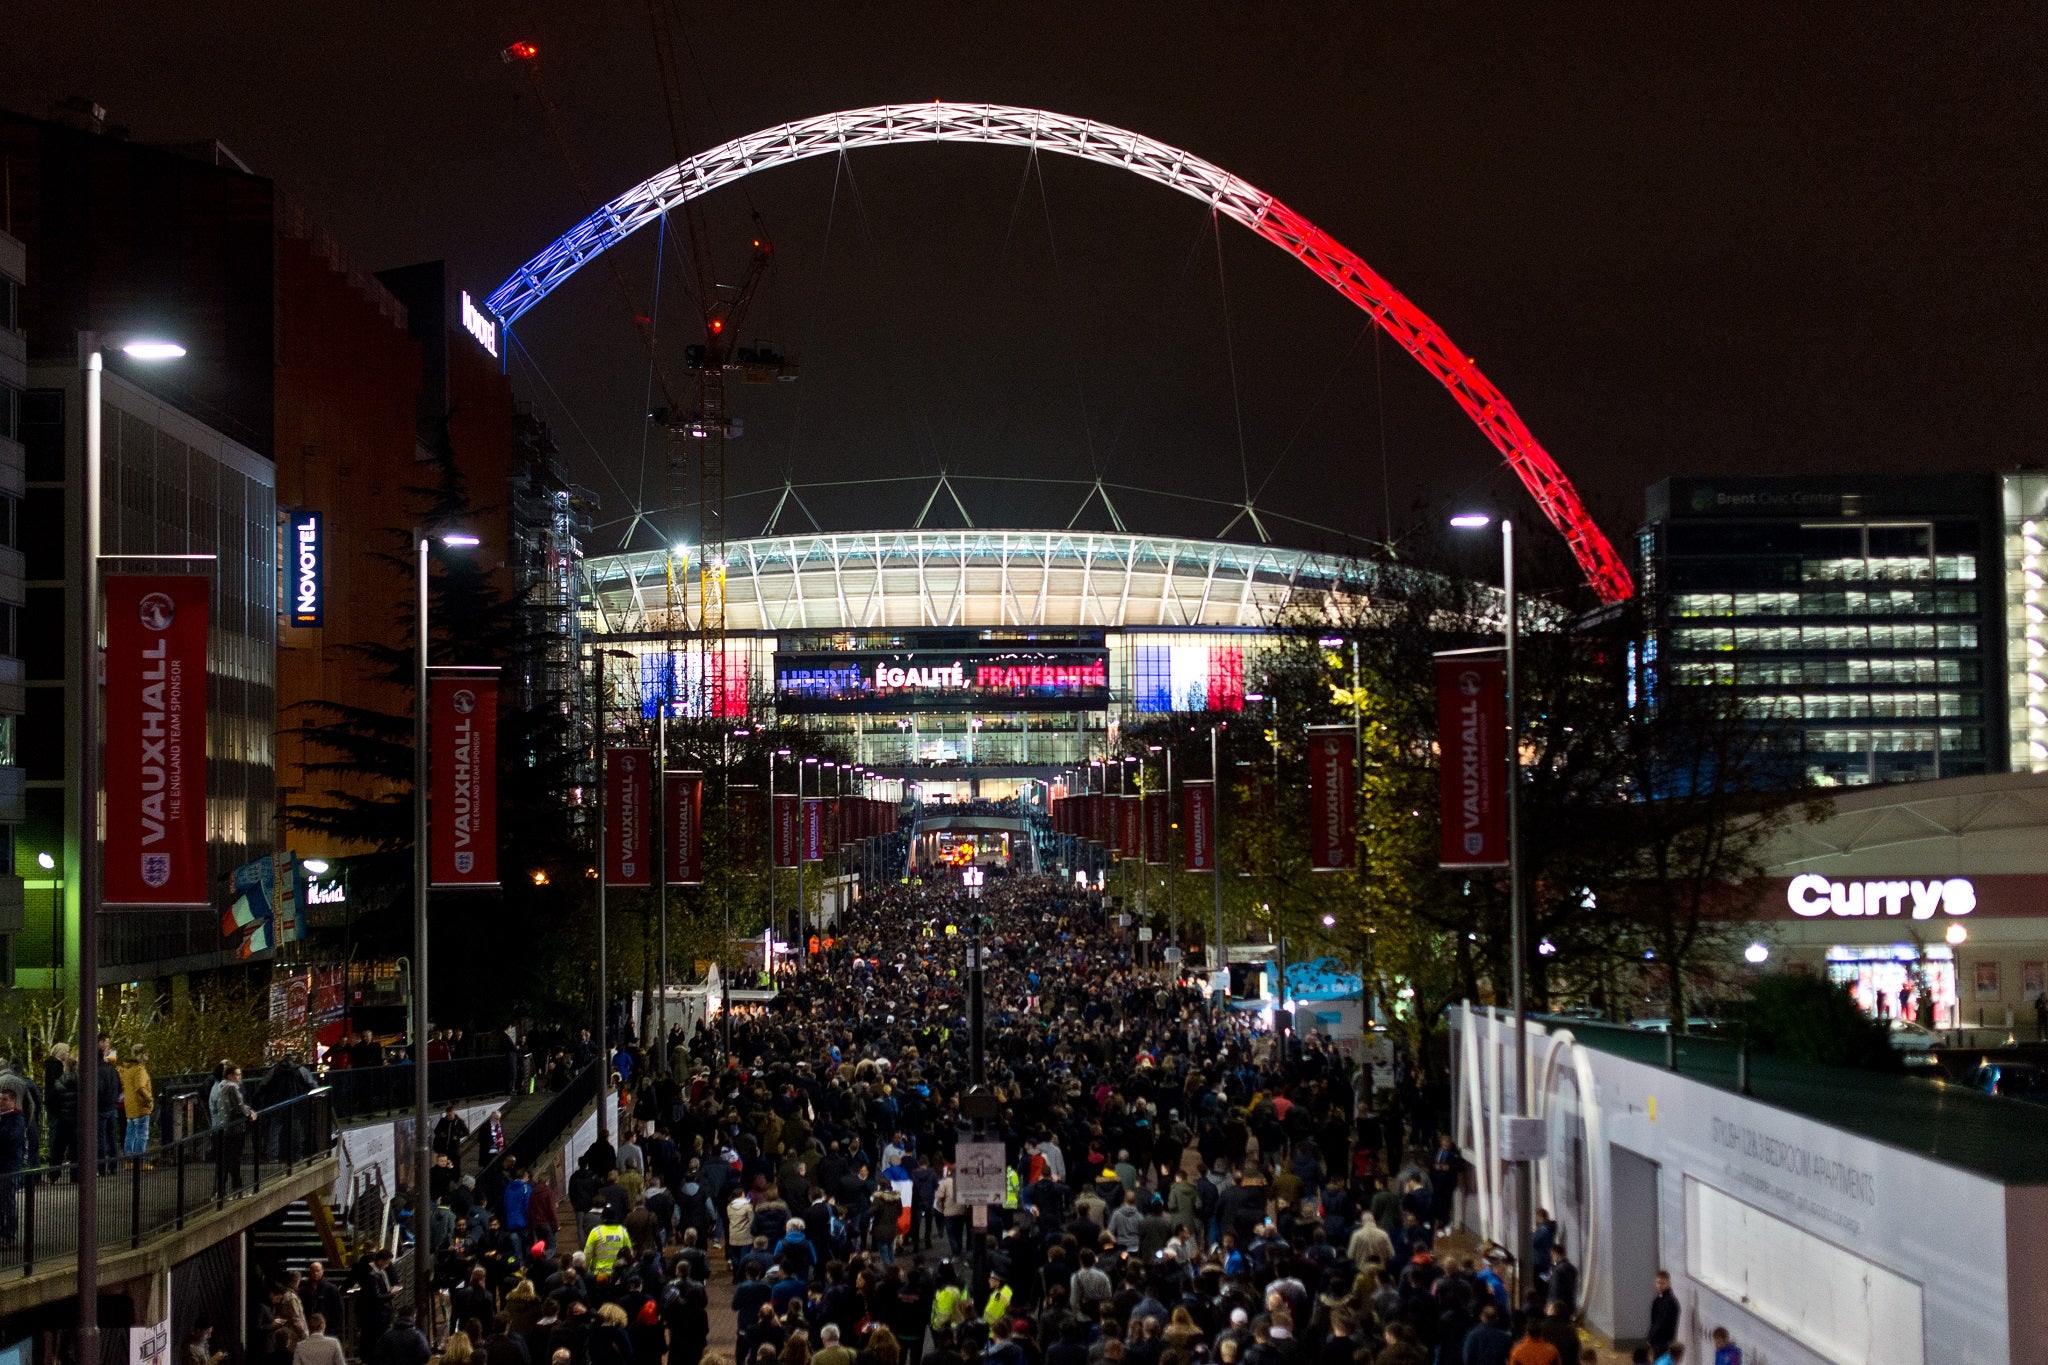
left=729, top=785, right=762, bottom=864
left=605, top=747, right=653, bottom=887
left=803, top=798, right=825, bottom=862
left=104, top=575, right=210, bottom=905
left=1307, top=726, right=1357, bottom=872
left=666, top=772, right=704, bottom=885
left=773, top=794, right=801, bottom=868
left=1436, top=654, right=1510, bottom=868
left=1117, top=795, right=1142, bottom=862
left=428, top=670, right=499, bottom=888
left=1144, top=792, right=1169, bottom=865
left=1182, top=780, right=1216, bottom=872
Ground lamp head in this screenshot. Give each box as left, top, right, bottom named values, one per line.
left=1449, top=513, right=1492, bottom=529
left=441, top=533, right=481, bottom=548
left=120, top=339, right=187, bottom=361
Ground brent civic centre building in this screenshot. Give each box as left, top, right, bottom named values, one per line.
left=577, top=529, right=1378, bottom=793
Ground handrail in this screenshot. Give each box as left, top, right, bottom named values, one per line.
left=0, top=1086, right=336, bottom=1278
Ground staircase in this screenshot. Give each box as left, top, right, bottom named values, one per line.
left=251, top=1192, right=345, bottom=1276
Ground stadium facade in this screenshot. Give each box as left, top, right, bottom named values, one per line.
left=580, top=528, right=1380, bottom=789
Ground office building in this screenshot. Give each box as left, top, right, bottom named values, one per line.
left=1635, top=475, right=2032, bottom=786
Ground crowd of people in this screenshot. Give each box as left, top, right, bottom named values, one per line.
left=281, top=874, right=1738, bottom=1365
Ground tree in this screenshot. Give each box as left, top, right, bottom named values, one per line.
left=1732, top=974, right=1899, bottom=1071
left=284, top=423, right=588, bottom=1029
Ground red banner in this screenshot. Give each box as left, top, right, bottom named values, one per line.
left=803, top=798, right=825, bottom=862
left=1144, top=792, right=1168, bottom=865
left=825, top=797, right=841, bottom=850
left=1437, top=655, right=1510, bottom=868
left=1090, top=793, right=1108, bottom=846
left=605, top=747, right=653, bottom=886
left=728, top=785, right=761, bottom=864
left=104, top=575, right=210, bottom=905
left=1117, top=795, right=1142, bottom=861
left=1183, top=780, right=1216, bottom=872
left=666, top=772, right=703, bottom=885
left=774, top=793, right=800, bottom=868
left=427, top=671, right=499, bottom=888
left=1307, top=727, right=1356, bottom=872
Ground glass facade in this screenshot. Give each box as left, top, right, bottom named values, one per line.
left=1639, top=477, right=2005, bottom=786
left=16, top=367, right=275, bottom=982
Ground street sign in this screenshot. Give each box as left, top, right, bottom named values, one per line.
left=1500, top=1115, right=1547, bottom=1162
left=954, top=1139, right=1008, bottom=1205
left=1138, top=926, right=1154, bottom=941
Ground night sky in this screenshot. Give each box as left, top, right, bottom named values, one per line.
left=10, top=4, right=2043, bottom=580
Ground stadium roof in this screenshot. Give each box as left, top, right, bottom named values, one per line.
left=584, top=529, right=1394, bottom=636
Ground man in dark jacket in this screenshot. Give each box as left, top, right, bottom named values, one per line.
left=1458, top=1304, right=1511, bottom=1365
left=96, top=1043, right=124, bottom=1176
left=1545, top=1242, right=1579, bottom=1315
left=372, top=1308, right=431, bottom=1365
left=1647, top=1271, right=1681, bottom=1358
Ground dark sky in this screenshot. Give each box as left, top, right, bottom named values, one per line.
left=10, top=3, right=2043, bottom=579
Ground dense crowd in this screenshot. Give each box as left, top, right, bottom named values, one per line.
left=246, top=875, right=1727, bottom=1365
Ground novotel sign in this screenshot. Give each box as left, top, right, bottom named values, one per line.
left=1786, top=874, right=1976, bottom=919
left=460, top=291, right=498, bottom=358
left=287, top=510, right=322, bottom=627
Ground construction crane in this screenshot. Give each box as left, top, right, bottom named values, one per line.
left=649, top=231, right=797, bottom=716
left=503, top=31, right=795, bottom=719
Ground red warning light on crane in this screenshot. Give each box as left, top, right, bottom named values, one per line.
left=501, top=41, right=539, bottom=62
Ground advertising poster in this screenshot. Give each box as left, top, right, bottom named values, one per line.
left=1436, top=654, right=1509, bottom=869
left=103, top=575, right=210, bottom=905
left=429, top=672, right=499, bottom=887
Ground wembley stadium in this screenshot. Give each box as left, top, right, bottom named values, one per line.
left=580, top=525, right=1387, bottom=797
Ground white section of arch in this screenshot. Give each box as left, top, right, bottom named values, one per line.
left=491, top=102, right=1632, bottom=601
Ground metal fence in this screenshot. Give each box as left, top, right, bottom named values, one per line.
left=0, top=1087, right=334, bottom=1278
left=323, top=1055, right=523, bottom=1119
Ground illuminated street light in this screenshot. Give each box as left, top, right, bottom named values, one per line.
left=1744, top=942, right=1770, bottom=964
left=1449, top=513, right=1491, bottom=528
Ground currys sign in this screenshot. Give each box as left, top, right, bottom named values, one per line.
left=1786, top=874, right=1975, bottom=920
left=286, top=511, right=323, bottom=626
left=104, top=575, right=209, bottom=905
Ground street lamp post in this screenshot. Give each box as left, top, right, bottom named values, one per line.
left=1209, top=723, right=1225, bottom=1012
left=75, top=331, right=185, bottom=1363
left=1452, top=512, right=1531, bottom=1278
left=591, top=647, right=633, bottom=1078
left=413, top=528, right=479, bottom=1320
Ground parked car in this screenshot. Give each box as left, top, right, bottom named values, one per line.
left=1886, top=1018, right=1942, bottom=1052
left=1966, top=1061, right=2048, bottom=1105
left=1627, top=1016, right=1721, bottom=1034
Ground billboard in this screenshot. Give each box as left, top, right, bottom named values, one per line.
left=666, top=771, right=703, bottom=885
left=604, top=747, right=653, bottom=886
left=774, top=648, right=1110, bottom=713
left=103, top=575, right=210, bottom=905
left=1436, top=655, right=1510, bottom=868
left=1183, top=779, right=1216, bottom=872
left=1132, top=642, right=1246, bottom=713
left=428, top=671, right=499, bottom=888
left=1307, top=726, right=1356, bottom=872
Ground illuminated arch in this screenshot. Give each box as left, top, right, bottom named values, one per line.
left=490, top=103, right=1632, bottom=601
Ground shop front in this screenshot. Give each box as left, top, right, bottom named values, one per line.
left=1744, top=773, right=2048, bottom=1033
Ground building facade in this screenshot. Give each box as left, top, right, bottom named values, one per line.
left=1635, top=474, right=2044, bottom=786
left=581, top=529, right=1377, bottom=791
left=0, top=228, right=28, bottom=979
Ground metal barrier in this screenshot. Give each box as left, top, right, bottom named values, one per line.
left=0, top=1087, right=335, bottom=1278
left=323, top=1055, right=521, bottom=1119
